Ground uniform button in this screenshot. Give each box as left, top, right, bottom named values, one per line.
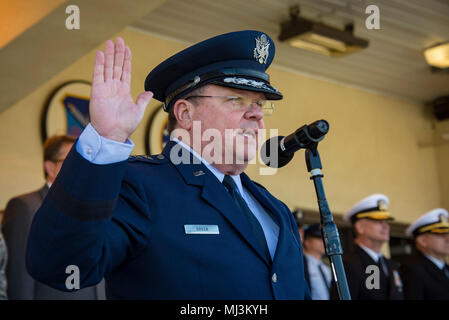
left=272, top=273, right=277, bottom=283
left=86, top=147, right=92, bottom=155
left=157, top=154, right=165, bottom=159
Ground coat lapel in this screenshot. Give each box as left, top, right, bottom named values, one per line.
left=355, top=245, right=377, bottom=265
left=240, top=173, right=288, bottom=264
left=420, top=252, right=449, bottom=285
left=162, top=141, right=271, bottom=267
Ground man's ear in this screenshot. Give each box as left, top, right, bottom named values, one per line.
left=416, top=234, right=427, bottom=249
left=43, top=160, right=55, bottom=182
left=303, top=238, right=310, bottom=249
left=173, top=99, right=194, bottom=130
left=354, top=220, right=364, bottom=236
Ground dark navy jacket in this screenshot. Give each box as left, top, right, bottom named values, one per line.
left=26, top=141, right=310, bottom=299
left=400, top=251, right=449, bottom=300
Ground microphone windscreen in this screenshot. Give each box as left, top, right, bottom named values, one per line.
left=308, top=120, right=329, bottom=140
left=260, top=136, right=294, bottom=168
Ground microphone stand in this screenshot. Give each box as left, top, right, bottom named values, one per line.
left=305, top=143, right=351, bottom=300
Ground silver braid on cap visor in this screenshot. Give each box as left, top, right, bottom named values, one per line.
left=223, top=77, right=277, bottom=92
left=162, top=68, right=272, bottom=111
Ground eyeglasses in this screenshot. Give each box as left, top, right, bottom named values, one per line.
left=185, top=95, right=274, bottom=116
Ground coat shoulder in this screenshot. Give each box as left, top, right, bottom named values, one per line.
left=124, top=154, right=175, bottom=185
left=127, top=154, right=170, bottom=165
left=252, top=180, right=268, bottom=191
left=15, top=189, right=42, bottom=202
left=343, top=250, right=364, bottom=268
left=400, top=254, right=426, bottom=272
left=5, top=189, right=42, bottom=212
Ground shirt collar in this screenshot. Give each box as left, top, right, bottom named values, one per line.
left=304, top=253, right=323, bottom=265
left=171, top=138, right=243, bottom=194
left=358, top=244, right=383, bottom=263
left=424, top=254, right=446, bottom=270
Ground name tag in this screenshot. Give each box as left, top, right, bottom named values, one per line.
left=184, top=225, right=220, bottom=235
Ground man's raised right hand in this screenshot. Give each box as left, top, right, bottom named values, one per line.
left=89, top=37, right=153, bottom=143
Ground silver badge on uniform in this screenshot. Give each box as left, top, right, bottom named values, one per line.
left=393, top=270, right=403, bottom=290
left=254, top=34, right=270, bottom=64
left=184, top=225, right=220, bottom=235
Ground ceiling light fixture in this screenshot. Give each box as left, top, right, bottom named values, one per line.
left=278, top=5, right=369, bottom=57
left=424, top=42, right=449, bottom=69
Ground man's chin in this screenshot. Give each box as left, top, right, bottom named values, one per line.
left=231, top=142, right=258, bottom=163
left=232, top=153, right=254, bottom=165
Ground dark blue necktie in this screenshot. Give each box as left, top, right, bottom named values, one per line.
left=222, top=175, right=271, bottom=261
left=378, top=256, right=389, bottom=277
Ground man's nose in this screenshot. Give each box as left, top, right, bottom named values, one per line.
left=380, top=221, right=389, bottom=228
left=244, top=102, right=264, bottom=120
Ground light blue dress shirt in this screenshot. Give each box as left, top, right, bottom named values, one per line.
left=424, top=254, right=446, bottom=270
left=358, top=244, right=383, bottom=263
left=304, top=253, right=331, bottom=300
left=76, top=123, right=280, bottom=260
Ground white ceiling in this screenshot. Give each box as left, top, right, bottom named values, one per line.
left=131, top=0, right=449, bottom=104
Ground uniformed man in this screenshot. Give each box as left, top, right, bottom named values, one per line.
left=302, top=223, right=332, bottom=300
left=330, top=194, right=404, bottom=300
left=401, top=208, right=449, bottom=299
left=26, top=31, right=310, bottom=299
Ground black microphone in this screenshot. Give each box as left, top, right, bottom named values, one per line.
left=260, top=120, right=329, bottom=168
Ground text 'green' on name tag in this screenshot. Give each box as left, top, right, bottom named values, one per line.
left=184, top=225, right=220, bottom=235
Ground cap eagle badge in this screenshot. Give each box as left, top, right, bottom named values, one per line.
left=378, top=199, right=388, bottom=211
left=254, top=34, right=270, bottom=64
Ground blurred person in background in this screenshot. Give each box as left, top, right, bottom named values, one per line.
left=1, top=135, right=105, bottom=300
left=0, top=228, right=7, bottom=299
left=401, top=208, right=449, bottom=299
left=331, top=194, right=403, bottom=300
left=303, top=223, right=331, bottom=300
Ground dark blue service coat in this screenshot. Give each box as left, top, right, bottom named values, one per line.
left=26, top=141, right=310, bottom=299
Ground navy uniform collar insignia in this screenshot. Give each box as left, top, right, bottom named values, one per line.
left=128, top=154, right=169, bottom=164
left=254, top=34, right=270, bottom=64
left=193, top=170, right=205, bottom=177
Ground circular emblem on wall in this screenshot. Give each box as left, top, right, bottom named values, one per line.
left=145, top=104, right=170, bottom=155
left=41, top=80, right=91, bottom=143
